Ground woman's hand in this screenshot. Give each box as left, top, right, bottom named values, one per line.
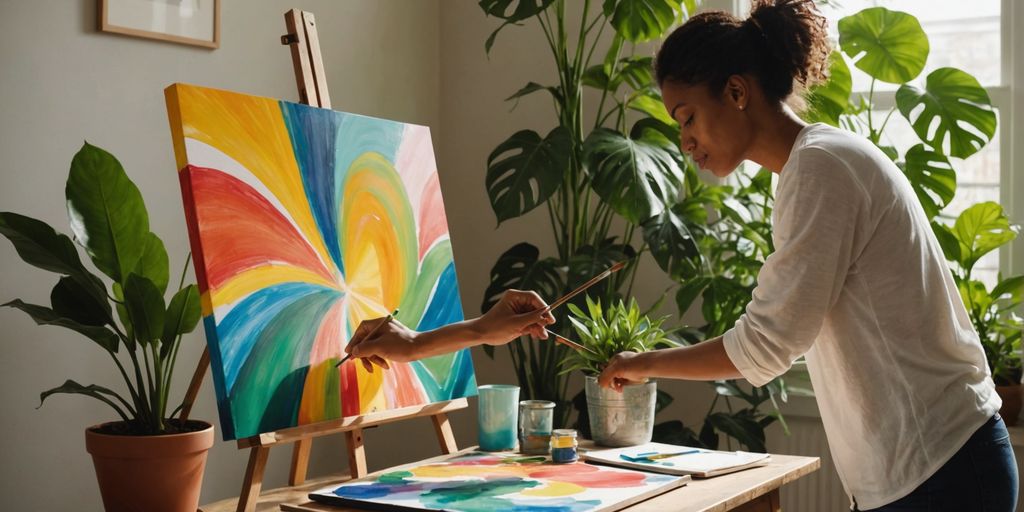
left=473, top=289, right=557, bottom=345
left=344, top=317, right=417, bottom=372
left=597, top=351, right=650, bottom=392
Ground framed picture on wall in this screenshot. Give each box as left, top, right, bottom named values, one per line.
left=98, top=0, right=220, bottom=49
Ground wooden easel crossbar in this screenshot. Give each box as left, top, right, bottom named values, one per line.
left=186, top=9, right=467, bottom=512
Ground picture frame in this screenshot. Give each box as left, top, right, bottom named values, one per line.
left=98, top=0, right=220, bottom=49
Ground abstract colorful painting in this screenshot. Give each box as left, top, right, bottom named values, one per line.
left=165, top=83, right=476, bottom=440
left=309, top=452, right=688, bottom=511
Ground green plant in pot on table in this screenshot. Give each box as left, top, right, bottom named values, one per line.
left=0, top=142, right=211, bottom=512
left=560, top=295, right=678, bottom=446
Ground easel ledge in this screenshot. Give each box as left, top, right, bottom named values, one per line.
left=191, top=9, right=467, bottom=512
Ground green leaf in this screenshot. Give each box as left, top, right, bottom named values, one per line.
left=0, top=212, right=108, bottom=306
left=675, top=276, right=711, bottom=314
left=134, top=233, right=169, bottom=294
left=123, top=273, right=166, bottom=345
left=707, top=411, right=766, bottom=452
left=804, top=51, right=852, bottom=126
left=584, top=123, right=684, bottom=224
left=486, top=127, right=570, bottom=224
left=603, top=34, right=625, bottom=78
left=642, top=206, right=702, bottom=281
left=481, top=243, right=564, bottom=314
left=3, top=299, right=118, bottom=352
left=951, top=202, right=1018, bottom=271
left=112, top=282, right=135, bottom=351
left=838, top=7, right=928, bottom=84
left=609, top=0, right=680, bottom=42
left=479, top=0, right=555, bottom=21
left=930, top=221, right=961, bottom=263
left=895, top=68, right=997, bottom=159
left=66, top=142, right=149, bottom=283
left=628, top=91, right=676, bottom=126
left=39, top=379, right=131, bottom=422
left=160, top=284, right=201, bottom=356
left=991, top=276, right=1024, bottom=305
left=50, top=276, right=112, bottom=326
left=902, top=144, right=956, bottom=220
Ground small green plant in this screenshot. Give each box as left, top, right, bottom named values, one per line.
left=933, top=202, right=1022, bottom=386
left=0, top=142, right=202, bottom=435
left=560, top=295, right=675, bottom=376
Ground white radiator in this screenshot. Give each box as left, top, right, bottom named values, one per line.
left=767, top=417, right=849, bottom=511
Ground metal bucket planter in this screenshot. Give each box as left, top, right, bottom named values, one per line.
left=585, top=375, right=656, bottom=447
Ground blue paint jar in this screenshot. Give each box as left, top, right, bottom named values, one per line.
left=550, top=429, right=578, bottom=463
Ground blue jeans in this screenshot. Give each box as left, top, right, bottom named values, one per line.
left=859, top=414, right=1019, bottom=512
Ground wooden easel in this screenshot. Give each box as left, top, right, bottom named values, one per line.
left=186, top=10, right=466, bottom=512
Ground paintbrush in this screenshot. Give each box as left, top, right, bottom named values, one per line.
left=545, top=329, right=599, bottom=356
left=542, top=260, right=627, bottom=314
left=335, top=309, right=399, bottom=368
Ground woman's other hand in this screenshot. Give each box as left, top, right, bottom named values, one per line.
left=597, top=351, right=649, bottom=392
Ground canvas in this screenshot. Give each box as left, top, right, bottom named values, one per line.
left=309, top=451, right=688, bottom=511
left=165, top=83, right=476, bottom=440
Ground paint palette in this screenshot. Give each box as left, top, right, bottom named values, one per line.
left=309, top=451, right=689, bottom=511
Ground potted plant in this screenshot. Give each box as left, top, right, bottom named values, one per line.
left=560, top=295, right=676, bottom=446
left=933, top=203, right=1022, bottom=425
left=0, top=142, right=211, bottom=512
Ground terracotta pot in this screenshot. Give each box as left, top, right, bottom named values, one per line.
left=995, top=384, right=1022, bottom=427
left=85, top=420, right=214, bottom=512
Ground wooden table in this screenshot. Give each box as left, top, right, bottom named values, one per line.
left=201, top=449, right=819, bottom=512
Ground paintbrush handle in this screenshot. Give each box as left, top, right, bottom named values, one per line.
left=546, top=329, right=598, bottom=356
left=542, top=261, right=624, bottom=314
left=335, top=312, right=395, bottom=367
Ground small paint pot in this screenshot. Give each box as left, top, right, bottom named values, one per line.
left=550, top=428, right=579, bottom=463
left=477, top=385, right=520, bottom=451
left=518, top=400, right=555, bottom=455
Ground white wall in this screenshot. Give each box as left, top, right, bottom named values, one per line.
left=0, top=1, right=448, bottom=509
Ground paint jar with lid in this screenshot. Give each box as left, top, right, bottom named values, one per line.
left=549, top=429, right=579, bottom=463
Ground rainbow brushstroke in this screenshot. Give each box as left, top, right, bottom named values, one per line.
left=165, top=84, right=476, bottom=440
left=311, top=452, right=684, bottom=511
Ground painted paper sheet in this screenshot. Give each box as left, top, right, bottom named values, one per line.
left=165, top=83, right=476, bottom=440
left=309, top=452, right=688, bottom=512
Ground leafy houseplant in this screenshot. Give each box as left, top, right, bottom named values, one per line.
left=478, top=0, right=793, bottom=451
left=799, top=7, right=1022, bottom=421
left=478, top=0, right=702, bottom=424
left=0, top=142, right=212, bottom=511
left=562, top=296, right=676, bottom=446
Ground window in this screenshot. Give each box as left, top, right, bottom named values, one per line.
left=815, top=0, right=1009, bottom=284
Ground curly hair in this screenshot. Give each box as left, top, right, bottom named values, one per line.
left=655, top=0, right=831, bottom=104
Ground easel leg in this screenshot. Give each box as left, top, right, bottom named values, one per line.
left=431, top=413, right=458, bottom=454
left=289, top=438, right=312, bottom=485
left=346, top=427, right=367, bottom=478
left=236, top=446, right=270, bottom=512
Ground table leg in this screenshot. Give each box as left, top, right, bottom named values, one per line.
left=730, top=488, right=781, bottom=512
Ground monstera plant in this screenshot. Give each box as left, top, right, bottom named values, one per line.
left=801, top=6, right=1021, bottom=420
left=478, top=0, right=703, bottom=427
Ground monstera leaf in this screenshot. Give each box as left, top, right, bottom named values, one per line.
left=505, top=82, right=562, bottom=110
left=606, top=0, right=683, bottom=42
left=642, top=205, right=702, bottom=281
left=583, top=121, right=684, bottom=224
left=486, top=127, right=570, bottom=225
left=902, top=144, right=956, bottom=220
left=66, top=142, right=149, bottom=284
left=895, top=68, right=997, bottom=159
left=480, top=0, right=557, bottom=52
left=567, top=239, right=636, bottom=297
left=950, top=202, right=1018, bottom=271
left=838, top=7, right=928, bottom=84
left=481, top=242, right=564, bottom=315
left=805, top=51, right=852, bottom=126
